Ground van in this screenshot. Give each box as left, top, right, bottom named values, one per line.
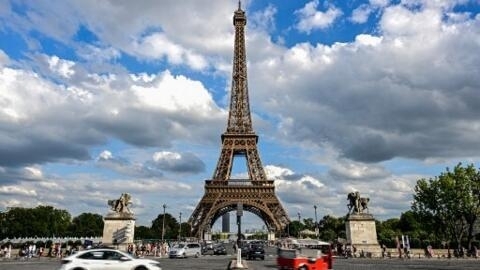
left=169, top=243, right=202, bottom=258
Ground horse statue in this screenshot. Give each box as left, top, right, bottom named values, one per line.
left=347, top=192, right=360, bottom=214
left=347, top=191, right=369, bottom=214
left=107, top=193, right=132, bottom=214
left=359, top=197, right=370, bottom=212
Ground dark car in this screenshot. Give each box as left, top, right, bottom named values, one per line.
left=240, top=244, right=250, bottom=257
left=246, top=244, right=265, bottom=260
left=213, top=244, right=227, bottom=255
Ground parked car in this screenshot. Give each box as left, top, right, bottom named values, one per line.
left=169, top=243, right=202, bottom=258
left=246, top=244, right=265, bottom=260
left=213, top=244, right=227, bottom=255
left=58, top=248, right=162, bottom=270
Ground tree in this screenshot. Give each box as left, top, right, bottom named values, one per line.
left=151, top=213, right=178, bottom=240
left=3, top=206, right=71, bottom=237
left=69, top=213, right=104, bottom=237
left=412, top=163, right=480, bottom=249
left=318, top=215, right=345, bottom=241
left=302, top=218, right=316, bottom=231
left=286, top=221, right=304, bottom=238
left=135, top=226, right=155, bottom=240
left=179, top=222, right=191, bottom=238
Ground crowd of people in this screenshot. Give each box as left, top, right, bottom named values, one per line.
left=126, top=241, right=171, bottom=257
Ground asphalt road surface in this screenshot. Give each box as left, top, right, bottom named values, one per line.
left=1, top=247, right=480, bottom=270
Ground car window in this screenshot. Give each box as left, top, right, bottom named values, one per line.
left=187, top=244, right=199, bottom=248
left=103, top=250, right=124, bottom=260
left=78, top=251, right=104, bottom=260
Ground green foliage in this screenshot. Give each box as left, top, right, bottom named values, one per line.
left=318, top=215, right=345, bottom=241
left=135, top=226, right=155, bottom=240
left=179, top=222, right=191, bottom=238
left=286, top=220, right=304, bottom=237
left=412, top=163, right=480, bottom=249
left=376, top=218, right=400, bottom=247
left=69, top=213, right=104, bottom=237
left=151, top=213, right=179, bottom=240
left=2, top=206, right=71, bottom=238
left=302, top=218, right=316, bottom=230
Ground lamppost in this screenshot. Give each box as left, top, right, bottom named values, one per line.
left=297, top=212, right=301, bottom=223
left=237, top=203, right=243, bottom=248
left=162, top=204, right=166, bottom=243
left=313, top=205, right=318, bottom=238
left=178, top=212, right=182, bottom=240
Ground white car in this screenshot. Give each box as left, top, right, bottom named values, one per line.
left=58, top=248, right=162, bottom=270
left=168, top=243, right=201, bottom=258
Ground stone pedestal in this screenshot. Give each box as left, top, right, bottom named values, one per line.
left=102, top=212, right=135, bottom=250
left=345, top=213, right=381, bottom=257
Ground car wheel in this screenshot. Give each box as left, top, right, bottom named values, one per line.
left=261, top=256, right=265, bottom=260
left=134, top=267, right=148, bottom=270
left=72, top=268, right=87, bottom=270
left=195, top=252, right=200, bottom=258
left=298, top=265, right=308, bottom=270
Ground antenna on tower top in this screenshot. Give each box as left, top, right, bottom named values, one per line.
left=238, top=0, right=241, bottom=10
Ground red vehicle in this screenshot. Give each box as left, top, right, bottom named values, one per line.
left=277, top=246, right=333, bottom=270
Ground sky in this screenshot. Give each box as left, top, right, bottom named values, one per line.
left=0, top=0, right=480, bottom=233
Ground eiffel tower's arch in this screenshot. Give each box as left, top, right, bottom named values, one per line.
left=209, top=201, right=283, bottom=232
left=188, top=2, right=290, bottom=239
left=190, top=180, right=290, bottom=238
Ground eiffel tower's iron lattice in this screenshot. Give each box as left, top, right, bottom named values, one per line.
left=188, top=2, right=290, bottom=239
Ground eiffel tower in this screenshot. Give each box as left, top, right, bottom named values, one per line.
left=188, top=2, right=290, bottom=239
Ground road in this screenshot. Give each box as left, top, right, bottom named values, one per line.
left=1, top=247, right=479, bottom=270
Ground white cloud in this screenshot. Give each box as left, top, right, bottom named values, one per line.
left=0, top=185, right=37, bottom=196
left=251, top=1, right=480, bottom=163
left=48, top=55, right=75, bottom=78
left=370, top=0, right=390, bottom=7
left=250, top=4, right=277, bottom=32
left=351, top=4, right=373, bottom=24
left=98, top=150, right=113, bottom=160
left=153, top=151, right=181, bottom=161
left=380, top=5, right=442, bottom=37
left=355, top=34, right=383, bottom=46
left=295, top=0, right=342, bottom=33
left=328, top=160, right=391, bottom=181
left=132, top=70, right=219, bottom=114
left=0, top=60, right=225, bottom=166
left=152, top=151, right=205, bottom=174
left=23, top=166, right=44, bottom=180
left=96, top=150, right=163, bottom=178
left=132, top=32, right=208, bottom=70
left=0, top=49, right=9, bottom=66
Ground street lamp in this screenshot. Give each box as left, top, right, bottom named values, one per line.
left=297, top=212, right=301, bottom=223
left=162, top=204, right=167, bottom=243
left=313, top=205, right=318, bottom=238
left=178, top=212, right=182, bottom=240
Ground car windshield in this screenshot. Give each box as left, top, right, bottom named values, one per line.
left=250, top=244, right=263, bottom=250
left=174, top=244, right=185, bottom=248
